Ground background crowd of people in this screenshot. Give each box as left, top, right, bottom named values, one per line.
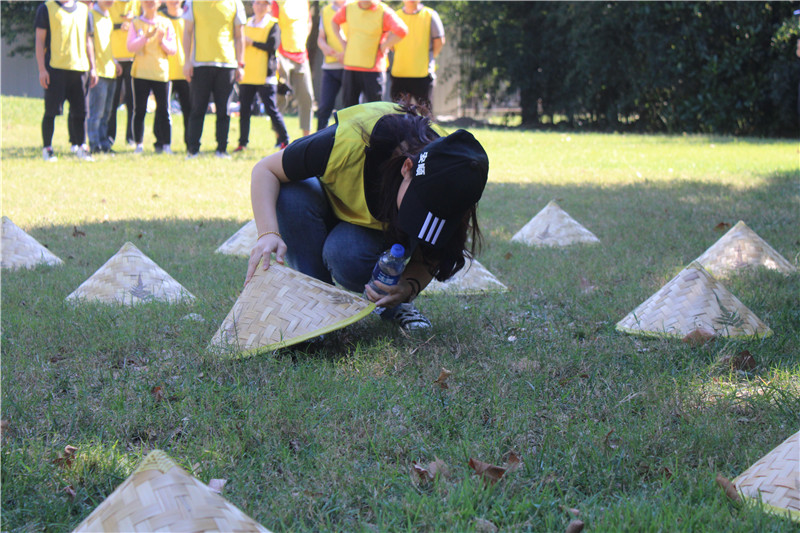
left=34, top=0, right=446, bottom=162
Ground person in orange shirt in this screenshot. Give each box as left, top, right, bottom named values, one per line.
left=330, top=0, right=407, bottom=108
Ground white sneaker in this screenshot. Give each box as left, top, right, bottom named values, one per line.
left=391, top=303, right=432, bottom=331
left=215, top=150, right=231, bottom=159
left=134, top=144, right=144, bottom=154
left=162, top=145, right=173, bottom=154
left=42, top=147, right=58, bottom=162
left=185, top=152, right=199, bottom=160
left=74, top=145, right=94, bottom=162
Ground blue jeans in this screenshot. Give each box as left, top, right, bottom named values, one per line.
left=87, top=77, right=115, bottom=150
left=277, top=177, right=386, bottom=292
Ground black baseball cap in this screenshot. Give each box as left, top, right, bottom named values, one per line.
left=396, top=129, right=489, bottom=249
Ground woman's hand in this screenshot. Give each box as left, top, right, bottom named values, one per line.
left=363, top=278, right=414, bottom=309
left=245, top=233, right=287, bottom=287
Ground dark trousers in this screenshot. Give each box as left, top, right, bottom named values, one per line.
left=187, top=66, right=234, bottom=154
left=390, top=75, right=434, bottom=111
left=42, top=67, right=88, bottom=147
left=132, top=77, right=171, bottom=148
left=341, top=70, right=384, bottom=108
left=238, top=83, right=289, bottom=147
left=171, top=79, right=191, bottom=148
left=317, top=68, right=343, bottom=131
left=108, top=60, right=134, bottom=144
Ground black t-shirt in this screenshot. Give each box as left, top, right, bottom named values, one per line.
left=282, top=116, right=401, bottom=222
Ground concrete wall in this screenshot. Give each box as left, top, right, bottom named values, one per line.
left=1, top=43, right=41, bottom=98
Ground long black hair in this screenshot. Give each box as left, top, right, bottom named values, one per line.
left=362, top=101, right=483, bottom=282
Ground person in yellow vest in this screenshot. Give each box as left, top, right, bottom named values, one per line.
left=127, top=0, right=176, bottom=153
left=330, top=0, right=408, bottom=108
left=182, top=0, right=246, bottom=158
left=108, top=0, right=140, bottom=147
left=87, top=0, right=123, bottom=154
left=163, top=0, right=191, bottom=151
left=390, top=1, right=444, bottom=112
left=270, top=0, right=314, bottom=137
left=35, top=0, right=99, bottom=162
left=315, top=0, right=346, bottom=131
left=246, top=101, right=489, bottom=332
left=233, top=0, right=289, bottom=152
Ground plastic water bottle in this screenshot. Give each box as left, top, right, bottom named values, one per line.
left=368, top=244, right=406, bottom=313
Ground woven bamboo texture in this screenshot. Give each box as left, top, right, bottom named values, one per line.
left=615, top=262, right=772, bottom=339
left=209, top=262, right=375, bottom=355
left=425, top=259, right=508, bottom=295
left=216, top=220, right=258, bottom=257
left=1, top=216, right=63, bottom=270
left=733, top=430, right=799, bottom=522
left=511, top=200, right=600, bottom=247
left=66, top=242, right=195, bottom=305
left=72, top=449, right=271, bottom=532
left=695, top=221, right=796, bottom=276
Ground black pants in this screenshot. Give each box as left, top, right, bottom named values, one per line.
left=390, top=75, right=434, bottom=112
left=132, top=77, right=171, bottom=148
left=187, top=66, right=234, bottom=154
left=108, top=60, right=134, bottom=144
left=317, top=68, right=343, bottom=131
left=171, top=79, right=191, bottom=149
left=42, top=67, right=88, bottom=148
left=341, top=70, right=384, bottom=108
left=238, top=83, right=289, bottom=147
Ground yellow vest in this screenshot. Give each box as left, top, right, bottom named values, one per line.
left=110, top=0, right=139, bottom=60
left=323, top=102, right=405, bottom=229
left=343, top=2, right=385, bottom=70
left=193, top=0, right=237, bottom=65
left=275, top=0, right=309, bottom=54
left=242, top=16, right=276, bottom=85
left=167, top=14, right=185, bottom=80
left=130, top=16, right=171, bottom=82
left=92, top=8, right=116, bottom=78
left=46, top=1, right=90, bottom=71
left=321, top=3, right=345, bottom=64
left=391, top=6, right=432, bottom=78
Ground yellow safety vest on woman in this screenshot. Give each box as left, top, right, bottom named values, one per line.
left=321, top=2, right=345, bottom=65
left=192, top=0, right=238, bottom=65
left=342, top=2, right=385, bottom=70
left=45, top=0, right=90, bottom=71
left=242, top=16, right=276, bottom=85
left=92, top=7, right=116, bottom=78
left=110, top=0, right=139, bottom=60
left=167, top=14, right=185, bottom=80
left=391, top=6, right=432, bottom=78
left=275, top=0, right=309, bottom=54
left=130, top=16, right=171, bottom=82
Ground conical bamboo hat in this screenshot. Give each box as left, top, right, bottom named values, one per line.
left=732, top=430, right=799, bottom=522
left=209, top=262, right=375, bottom=355
left=66, top=242, right=195, bottom=305
left=425, top=258, right=508, bottom=295
left=615, top=262, right=771, bottom=339
left=510, top=200, right=600, bottom=247
left=216, top=220, right=258, bottom=257
left=72, top=449, right=272, bottom=533
left=695, top=221, right=796, bottom=276
left=1, top=216, right=63, bottom=270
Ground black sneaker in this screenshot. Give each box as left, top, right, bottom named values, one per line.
left=392, top=303, right=432, bottom=331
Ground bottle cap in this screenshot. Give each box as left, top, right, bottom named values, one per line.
left=390, top=244, right=405, bottom=258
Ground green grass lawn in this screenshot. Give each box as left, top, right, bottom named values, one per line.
left=1, top=95, right=798, bottom=532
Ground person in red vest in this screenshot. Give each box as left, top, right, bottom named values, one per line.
left=389, top=1, right=444, bottom=112
left=330, top=0, right=407, bottom=108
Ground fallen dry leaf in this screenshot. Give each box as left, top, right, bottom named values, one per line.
left=53, top=445, right=78, bottom=468
left=503, top=450, right=522, bottom=472
left=559, top=505, right=580, bottom=517
left=151, top=386, right=164, bottom=402
left=473, top=517, right=498, bottom=533
left=433, top=368, right=453, bottom=390
left=411, top=458, right=449, bottom=485
left=682, top=328, right=716, bottom=347
left=716, top=474, right=741, bottom=502
left=469, top=457, right=507, bottom=485
left=565, top=519, right=584, bottom=533
left=719, top=350, right=756, bottom=371
left=603, top=429, right=620, bottom=450
left=207, top=478, right=227, bottom=494
left=714, top=222, right=732, bottom=232
left=72, top=226, right=86, bottom=237
left=63, top=485, right=77, bottom=499
left=504, top=252, right=513, bottom=260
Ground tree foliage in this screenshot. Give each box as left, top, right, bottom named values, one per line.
left=1, top=1, right=40, bottom=57
left=437, top=1, right=799, bottom=136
